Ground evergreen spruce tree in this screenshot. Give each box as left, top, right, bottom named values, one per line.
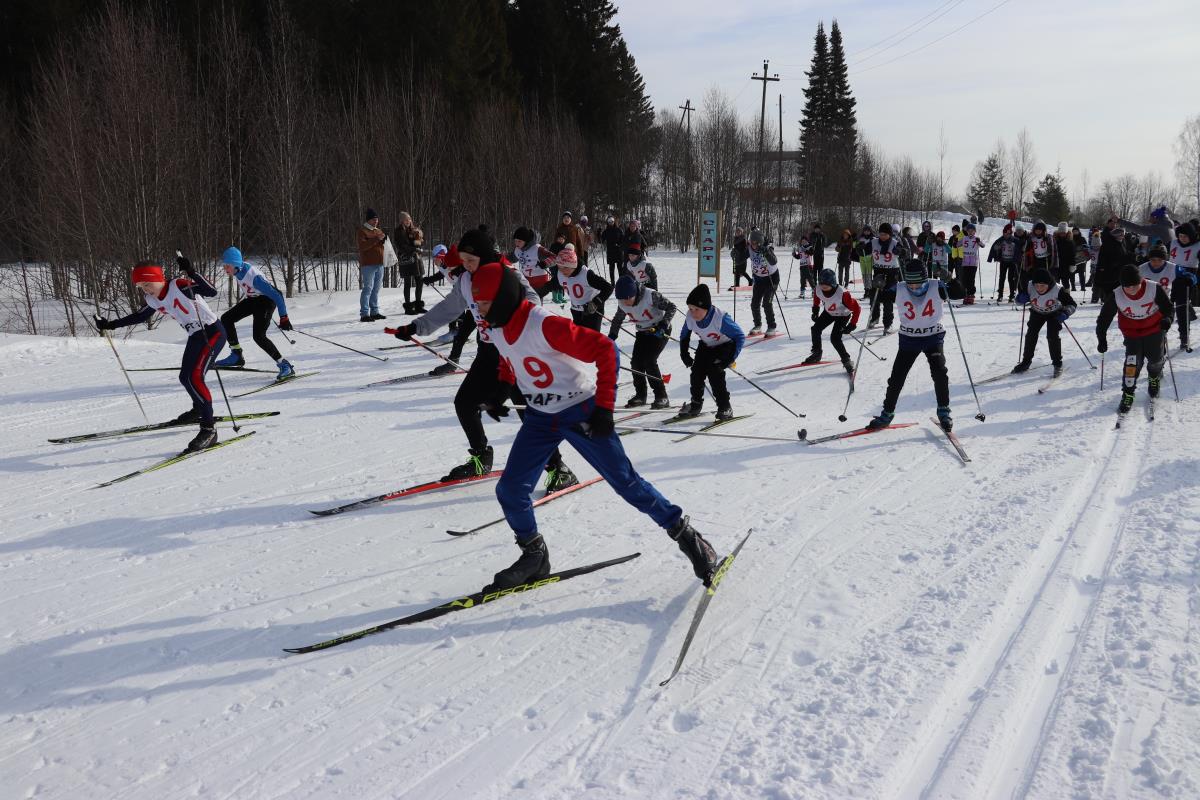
left=966, top=153, right=1009, bottom=220
left=797, top=22, right=830, bottom=204
left=1027, top=172, right=1070, bottom=223
left=825, top=20, right=858, bottom=213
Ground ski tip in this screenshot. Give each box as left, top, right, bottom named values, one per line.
left=798, top=428, right=807, bottom=440
left=446, top=529, right=471, bottom=537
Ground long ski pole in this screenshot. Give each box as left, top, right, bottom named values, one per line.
left=845, top=331, right=886, bottom=361
left=944, top=293, right=987, bottom=422
left=1165, top=349, right=1180, bottom=402
left=1100, top=352, right=1105, bottom=390
left=783, top=258, right=794, bottom=300
left=727, top=364, right=805, bottom=417
left=1061, top=320, right=1096, bottom=369
left=293, top=328, right=388, bottom=361
left=273, top=320, right=296, bottom=345
left=1017, top=301, right=1026, bottom=361
left=211, top=364, right=241, bottom=432
left=398, top=334, right=469, bottom=371
left=837, top=285, right=884, bottom=422
left=615, top=344, right=671, bottom=390
left=103, top=330, right=150, bottom=424
left=769, top=281, right=793, bottom=340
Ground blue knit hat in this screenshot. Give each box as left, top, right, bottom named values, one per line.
left=614, top=274, right=638, bottom=300
left=221, top=246, right=244, bottom=269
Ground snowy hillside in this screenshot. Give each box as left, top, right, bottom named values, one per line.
left=2, top=249, right=1197, bottom=799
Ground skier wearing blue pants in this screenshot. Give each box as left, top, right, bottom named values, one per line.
left=467, top=260, right=721, bottom=593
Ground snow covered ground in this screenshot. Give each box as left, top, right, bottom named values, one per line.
left=2, top=243, right=1198, bottom=799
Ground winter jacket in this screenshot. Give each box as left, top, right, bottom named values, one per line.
left=356, top=224, right=386, bottom=267
left=1096, top=281, right=1173, bottom=339
left=1095, top=228, right=1128, bottom=291
left=1053, top=235, right=1076, bottom=273
left=988, top=234, right=1021, bottom=263
left=601, top=224, right=626, bottom=259
left=1118, top=216, right=1175, bottom=248
left=555, top=222, right=587, bottom=255
left=808, top=230, right=827, bottom=266
left=731, top=234, right=749, bottom=268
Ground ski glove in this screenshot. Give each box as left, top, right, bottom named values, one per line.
left=175, top=254, right=194, bottom=275
left=811, top=307, right=820, bottom=322
left=1016, top=292, right=1030, bottom=304
left=872, top=273, right=887, bottom=288
left=680, top=349, right=694, bottom=368
left=390, top=324, right=416, bottom=341
left=93, top=315, right=114, bottom=331
left=483, top=402, right=509, bottom=422
left=421, top=272, right=443, bottom=286
left=936, top=267, right=952, bottom=282
left=278, top=315, right=293, bottom=331
left=1096, top=335, right=1107, bottom=353
left=586, top=405, right=614, bottom=438
left=1160, top=315, right=1173, bottom=332
left=1054, top=310, right=1070, bottom=323
left=843, top=320, right=857, bottom=334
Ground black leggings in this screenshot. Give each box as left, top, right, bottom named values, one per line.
left=571, top=308, right=603, bottom=332
left=751, top=273, right=780, bottom=326
left=1121, top=330, right=1165, bottom=391
left=883, top=339, right=949, bottom=413
left=996, top=262, right=1018, bottom=297
left=402, top=275, right=423, bottom=305
left=1022, top=314, right=1063, bottom=365
left=449, top=311, right=474, bottom=361
left=811, top=313, right=852, bottom=360
left=630, top=330, right=669, bottom=398
left=690, top=341, right=734, bottom=407
left=606, top=255, right=622, bottom=285
left=221, top=295, right=281, bottom=361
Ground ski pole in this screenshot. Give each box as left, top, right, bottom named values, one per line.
left=727, top=363, right=805, bottom=417
left=102, top=330, right=150, bottom=424
left=273, top=320, right=296, bottom=345
left=1017, top=301, right=1026, bottom=360
left=837, top=283, right=884, bottom=422
left=1061, top=320, right=1096, bottom=369
left=1100, top=352, right=1105, bottom=390
left=1165, top=349, right=1180, bottom=402
left=384, top=333, right=470, bottom=372
left=769, top=280, right=793, bottom=340
left=210, top=361, right=241, bottom=432
left=944, top=293, right=987, bottom=422
left=293, top=328, right=389, bottom=361
left=845, top=331, right=886, bottom=361
left=614, top=344, right=672, bottom=390
left=783, top=258, right=794, bottom=300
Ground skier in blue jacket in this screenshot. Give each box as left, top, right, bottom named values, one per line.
left=678, top=283, right=745, bottom=420
left=213, top=246, right=295, bottom=379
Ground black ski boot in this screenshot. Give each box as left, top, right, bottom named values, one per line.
left=544, top=462, right=579, bottom=494
left=842, top=356, right=855, bottom=375
left=678, top=400, right=703, bottom=418
left=429, top=362, right=458, bottom=377
left=171, top=408, right=201, bottom=425
left=185, top=426, right=217, bottom=452
left=651, top=393, right=671, bottom=409
left=1052, top=363, right=1064, bottom=378
left=801, top=351, right=824, bottom=365
left=484, top=535, right=551, bottom=593
left=402, top=301, right=414, bottom=315
left=624, top=394, right=648, bottom=408
left=1148, top=376, right=1161, bottom=398
left=715, top=405, right=734, bottom=421
left=1011, top=360, right=1032, bottom=374
left=1118, top=390, right=1135, bottom=413
left=412, top=301, right=426, bottom=314
left=441, top=446, right=493, bottom=481
left=866, top=410, right=894, bottom=430
left=936, top=405, right=953, bottom=432
left=667, top=516, right=718, bottom=586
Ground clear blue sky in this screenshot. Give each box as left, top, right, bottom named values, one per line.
left=615, top=0, right=1193, bottom=203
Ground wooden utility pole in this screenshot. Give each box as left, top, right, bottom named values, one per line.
left=751, top=60, right=779, bottom=223
left=777, top=94, right=784, bottom=242
left=679, top=99, right=695, bottom=249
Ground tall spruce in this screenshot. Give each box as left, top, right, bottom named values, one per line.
left=1027, top=172, right=1070, bottom=223
left=966, top=152, right=1009, bottom=220
left=825, top=21, right=857, bottom=163
left=797, top=22, right=830, bottom=204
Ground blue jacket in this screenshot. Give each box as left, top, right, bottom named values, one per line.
left=679, top=307, right=745, bottom=360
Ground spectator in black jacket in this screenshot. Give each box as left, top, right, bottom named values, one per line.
left=809, top=222, right=827, bottom=269
left=601, top=216, right=625, bottom=284
left=731, top=226, right=750, bottom=287
left=1053, top=223, right=1076, bottom=287
left=1094, top=222, right=1128, bottom=302
left=835, top=229, right=854, bottom=286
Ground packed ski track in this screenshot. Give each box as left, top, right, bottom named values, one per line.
left=2, top=224, right=1198, bottom=799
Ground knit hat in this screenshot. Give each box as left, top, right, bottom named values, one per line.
left=458, top=226, right=498, bottom=260
left=1057, top=222, right=1069, bottom=234
left=1148, top=244, right=1168, bottom=261
left=935, top=231, right=946, bottom=240
left=749, top=229, right=766, bottom=246
left=817, top=268, right=838, bottom=287
left=131, top=261, right=164, bottom=284
left=1120, top=264, right=1142, bottom=287
left=965, top=223, right=976, bottom=233
left=615, top=274, right=638, bottom=300
left=686, top=283, right=712, bottom=310
left=221, top=246, right=244, bottom=269
left=1033, top=220, right=1047, bottom=232
left=626, top=241, right=643, bottom=256
left=471, top=263, right=523, bottom=326
left=432, top=244, right=448, bottom=260
left=364, top=208, right=378, bottom=222
left=1003, top=223, right=1013, bottom=234
left=561, top=210, right=574, bottom=220
left=1031, top=268, right=1053, bottom=286
left=512, top=226, right=535, bottom=244
left=877, top=223, right=893, bottom=236
left=901, top=258, right=928, bottom=283
left=580, top=215, right=589, bottom=224
left=556, top=243, right=578, bottom=266
left=1175, top=222, right=1196, bottom=243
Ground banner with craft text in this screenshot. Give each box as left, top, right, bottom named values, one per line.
left=697, top=210, right=721, bottom=281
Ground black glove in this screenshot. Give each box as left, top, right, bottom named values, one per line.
left=484, top=401, right=509, bottom=421
left=1096, top=334, right=1107, bottom=354
left=936, top=267, right=952, bottom=282
left=811, top=307, right=820, bottom=322
left=843, top=320, right=857, bottom=334
left=586, top=405, right=614, bottom=438
left=278, top=315, right=293, bottom=331
left=1160, top=315, right=1173, bottom=332
left=873, top=273, right=887, bottom=288
left=391, top=324, right=415, bottom=341
left=421, top=273, right=443, bottom=286
left=680, top=349, right=694, bottom=368
left=584, top=299, right=602, bottom=316
left=94, top=315, right=114, bottom=331
left=175, top=254, right=194, bottom=276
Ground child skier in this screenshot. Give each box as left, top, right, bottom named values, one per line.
left=791, top=236, right=813, bottom=299
left=94, top=257, right=226, bottom=451
left=803, top=268, right=860, bottom=374
left=425, top=244, right=475, bottom=376
left=988, top=223, right=1021, bottom=302
left=678, top=283, right=746, bottom=420
left=1140, top=242, right=1198, bottom=349
left=866, top=259, right=966, bottom=432
left=607, top=243, right=659, bottom=338
left=1023, top=220, right=1057, bottom=283
left=1012, top=268, right=1078, bottom=376
left=467, top=262, right=721, bottom=592
left=1096, top=265, right=1174, bottom=412
left=1169, top=222, right=1199, bottom=349
left=213, top=246, right=295, bottom=379
left=930, top=231, right=950, bottom=273
left=511, top=226, right=555, bottom=292
left=613, top=274, right=675, bottom=409
left=868, top=223, right=909, bottom=332
left=545, top=244, right=612, bottom=331
left=748, top=229, right=780, bottom=335
left=959, top=223, right=984, bottom=304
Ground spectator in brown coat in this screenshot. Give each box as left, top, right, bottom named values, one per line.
left=357, top=208, right=387, bottom=321
left=555, top=211, right=587, bottom=260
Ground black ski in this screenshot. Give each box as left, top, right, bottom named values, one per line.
left=659, top=531, right=752, bottom=686
left=92, top=431, right=257, bottom=488
left=446, top=476, right=604, bottom=536
left=282, top=552, right=642, bottom=654
left=49, top=412, right=279, bottom=444
left=232, top=372, right=318, bottom=398
left=310, top=470, right=503, bottom=516
left=929, top=417, right=971, bottom=463
left=672, top=414, right=753, bottom=443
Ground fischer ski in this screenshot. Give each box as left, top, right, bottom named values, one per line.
left=310, top=471, right=503, bottom=516
left=364, top=369, right=466, bottom=387
left=659, top=530, right=752, bottom=686
left=50, top=412, right=279, bottom=444
left=92, top=431, right=257, bottom=488
left=282, top=552, right=642, bottom=654
left=672, top=414, right=753, bottom=443
left=446, top=476, right=604, bottom=536
left=755, top=360, right=834, bottom=375
left=232, top=372, right=318, bottom=398
left=799, top=422, right=917, bottom=445
left=929, top=417, right=971, bottom=463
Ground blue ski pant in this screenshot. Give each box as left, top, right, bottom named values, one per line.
left=180, top=322, right=226, bottom=426
left=497, top=397, right=682, bottom=542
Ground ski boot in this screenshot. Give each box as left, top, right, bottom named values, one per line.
left=677, top=400, right=703, bottom=419
left=667, top=516, right=718, bottom=586
left=1011, top=360, right=1031, bottom=373
left=624, top=394, right=648, bottom=408
left=936, top=405, right=953, bottom=432
left=185, top=426, right=217, bottom=452
left=429, top=362, right=458, bottom=377
left=766, top=325, right=778, bottom=335
left=544, top=462, right=579, bottom=494
left=865, top=410, right=894, bottom=431
left=651, top=393, right=671, bottom=410
left=842, top=356, right=855, bottom=375
left=801, top=351, right=824, bottom=365
left=441, top=446, right=494, bottom=481
left=276, top=359, right=295, bottom=380
left=1052, top=362, right=1064, bottom=378
left=748, top=326, right=763, bottom=335
left=402, top=301, right=415, bottom=315
left=715, top=405, right=734, bottom=421
left=1117, top=390, right=1135, bottom=414
left=411, top=300, right=425, bottom=314
left=371, top=312, right=388, bottom=321
left=215, top=347, right=245, bottom=368
left=883, top=326, right=892, bottom=335
left=1148, top=376, right=1161, bottom=398
left=484, top=535, right=551, bottom=593
left=965, top=295, right=975, bottom=305
left=360, top=315, right=372, bottom=322
left=171, top=408, right=201, bottom=425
